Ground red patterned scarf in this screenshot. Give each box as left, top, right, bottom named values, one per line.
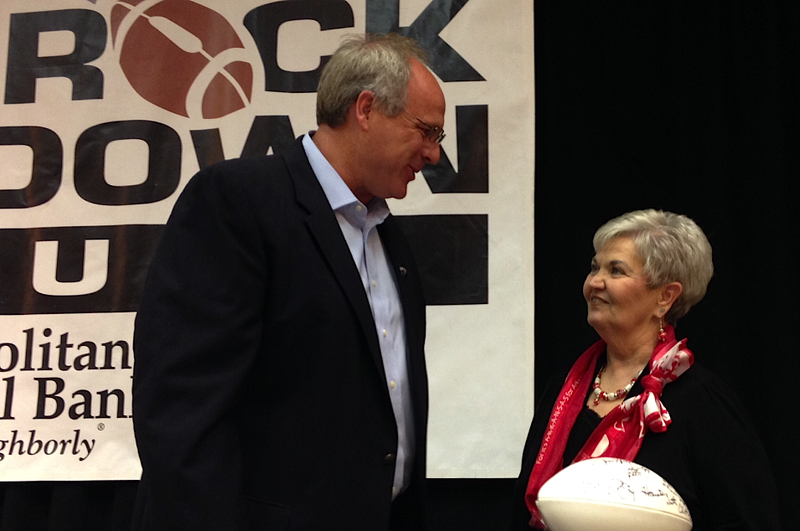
left=524, top=324, right=694, bottom=529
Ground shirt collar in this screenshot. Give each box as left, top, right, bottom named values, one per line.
left=302, top=132, right=391, bottom=227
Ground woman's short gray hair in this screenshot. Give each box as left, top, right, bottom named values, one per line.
left=593, top=209, right=714, bottom=323
left=316, top=33, right=429, bottom=127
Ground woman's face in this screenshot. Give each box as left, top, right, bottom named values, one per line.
left=583, top=237, right=663, bottom=339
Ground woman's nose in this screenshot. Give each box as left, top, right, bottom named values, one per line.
left=587, top=272, right=605, bottom=288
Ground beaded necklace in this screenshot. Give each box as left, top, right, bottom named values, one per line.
left=591, top=364, right=644, bottom=405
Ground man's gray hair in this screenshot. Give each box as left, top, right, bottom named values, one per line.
left=316, top=33, right=429, bottom=127
left=593, top=209, right=714, bottom=323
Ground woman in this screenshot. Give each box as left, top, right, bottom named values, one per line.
left=511, top=210, right=781, bottom=530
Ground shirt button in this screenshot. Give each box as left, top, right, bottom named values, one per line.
left=382, top=329, right=388, bottom=337
left=390, top=380, right=396, bottom=389
left=355, top=204, right=363, bottom=212
left=372, top=280, right=377, bottom=287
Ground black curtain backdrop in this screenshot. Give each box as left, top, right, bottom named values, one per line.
left=2, top=0, right=798, bottom=529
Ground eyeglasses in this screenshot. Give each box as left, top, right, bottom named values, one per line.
left=403, top=111, right=446, bottom=144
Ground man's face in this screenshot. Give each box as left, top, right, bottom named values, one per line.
left=357, top=59, right=446, bottom=202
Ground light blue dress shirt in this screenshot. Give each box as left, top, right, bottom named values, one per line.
left=302, top=133, right=415, bottom=499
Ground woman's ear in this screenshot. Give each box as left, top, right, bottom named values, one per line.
left=657, top=282, right=683, bottom=315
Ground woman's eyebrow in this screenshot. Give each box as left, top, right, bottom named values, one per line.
left=608, top=259, right=631, bottom=269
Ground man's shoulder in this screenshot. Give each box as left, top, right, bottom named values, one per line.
left=203, top=152, right=293, bottom=181
left=196, top=137, right=309, bottom=183
left=172, top=138, right=330, bottom=224
left=188, top=143, right=311, bottom=197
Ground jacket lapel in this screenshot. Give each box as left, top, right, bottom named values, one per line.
left=281, top=138, right=386, bottom=377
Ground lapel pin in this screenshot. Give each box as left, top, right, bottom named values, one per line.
left=398, top=266, right=407, bottom=276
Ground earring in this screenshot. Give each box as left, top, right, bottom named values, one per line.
left=658, top=318, right=667, bottom=342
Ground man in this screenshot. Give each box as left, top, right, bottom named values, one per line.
left=131, top=33, right=445, bottom=531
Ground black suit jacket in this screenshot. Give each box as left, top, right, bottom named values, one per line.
left=132, top=137, right=429, bottom=531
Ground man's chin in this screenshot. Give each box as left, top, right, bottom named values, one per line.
left=392, top=185, right=410, bottom=200
left=386, top=182, right=411, bottom=200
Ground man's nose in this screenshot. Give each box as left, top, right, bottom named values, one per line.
left=422, top=142, right=441, bottom=165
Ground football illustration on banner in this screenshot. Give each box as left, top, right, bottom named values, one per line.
left=536, top=458, right=692, bottom=531
left=110, top=0, right=253, bottom=119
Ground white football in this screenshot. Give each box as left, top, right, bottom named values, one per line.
left=536, top=458, right=692, bottom=531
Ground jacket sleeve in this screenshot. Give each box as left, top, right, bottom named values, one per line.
left=132, top=164, right=267, bottom=530
left=687, top=374, right=783, bottom=531
left=509, top=375, right=565, bottom=530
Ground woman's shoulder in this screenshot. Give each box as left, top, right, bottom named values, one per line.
left=660, top=362, right=760, bottom=438
left=663, top=362, right=739, bottom=402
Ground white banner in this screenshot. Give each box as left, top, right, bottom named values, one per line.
left=0, top=0, right=534, bottom=481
